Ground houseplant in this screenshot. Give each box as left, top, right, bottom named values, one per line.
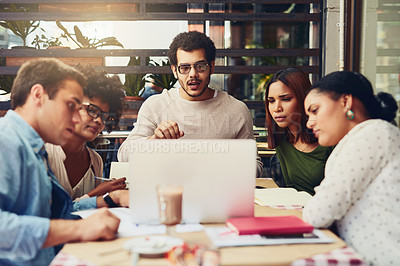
left=119, top=56, right=150, bottom=130
left=123, top=56, right=149, bottom=98
left=31, top=30, right=67, bottom=49
left=0, top=4, right=40, bottom=47
left=56, top=20, right=124, bottom=49
left=147, top=59, right=177, bottom=93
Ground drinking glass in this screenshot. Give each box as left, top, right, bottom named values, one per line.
left=156, top=185, right=183, bottom=236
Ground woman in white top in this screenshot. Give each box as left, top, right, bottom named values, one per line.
left=47, top=65, right=126, bottom=201
left=303, top=71, right=400, bottom=265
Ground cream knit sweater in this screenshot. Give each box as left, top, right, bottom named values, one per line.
left=118, top=88, right=263, bottom=177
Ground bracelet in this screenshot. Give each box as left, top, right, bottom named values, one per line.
left=103, top=192, right=119, bottom=208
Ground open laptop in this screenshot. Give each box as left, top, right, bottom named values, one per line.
left=127, top=139, right=257, bottom=224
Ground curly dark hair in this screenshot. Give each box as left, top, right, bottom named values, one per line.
left=75, top=64, right=125, bottom=132
left=168, top=31, right=216, bottom=66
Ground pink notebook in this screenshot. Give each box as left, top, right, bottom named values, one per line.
left=226, top=216, right=314, bottom=235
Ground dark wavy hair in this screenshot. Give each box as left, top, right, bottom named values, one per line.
left=265, top=67, right=317, bottom=149
left=168, top=31, right=216, bottom=66
left=311, top=71, right=397, bottom=123
left=75, top=64, right=125, bottom=132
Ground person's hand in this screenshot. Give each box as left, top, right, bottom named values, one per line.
left=109, top=189, right=130, bottom=207
left=149, top=120, right=184, bottom=139
left=44, top=209, right=120, bottom=247
left=78, top=208, right=120, bottom=241
left=88, top=178, right=127, bottom=197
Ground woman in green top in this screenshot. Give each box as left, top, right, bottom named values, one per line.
left=265, top=68, right=333, bottom=195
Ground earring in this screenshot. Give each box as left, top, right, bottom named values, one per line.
left=345, top=108, right=355, bottom=120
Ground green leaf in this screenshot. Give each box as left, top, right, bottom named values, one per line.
left=56, top=20, right=68, bottom=34
left=74, top=25, right=90, bottom=48
left=96, top=37, right=124, bottom=48
left=124, top=57, right=149, bottom=97
left=147, top=59, right=177, bottom=90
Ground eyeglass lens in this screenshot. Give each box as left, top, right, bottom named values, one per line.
left=178, top=62, right=208, bottom=74
left=86, top=104, right=109, bottom=123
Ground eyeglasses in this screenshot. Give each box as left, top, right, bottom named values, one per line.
left=83, top=103, right=109, bottom=124
left=177, top=62, right=209, bottom=75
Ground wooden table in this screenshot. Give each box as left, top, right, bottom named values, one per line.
left=60, top=179, right=346, bottom=266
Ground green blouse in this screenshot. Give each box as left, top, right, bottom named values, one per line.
left=275, top=138, right=334, bottom=195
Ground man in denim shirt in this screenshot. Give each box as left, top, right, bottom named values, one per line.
left=0, top=58, right=127, bottom=265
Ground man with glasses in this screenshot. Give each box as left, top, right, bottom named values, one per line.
left=118, top=31, right=263, bottom=177
left=0, top=58, right=124, bottom=265
left=46, top=64, right=127, bottom=205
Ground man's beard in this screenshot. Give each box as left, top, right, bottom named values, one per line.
left=179, top=77, right=210, bottom=98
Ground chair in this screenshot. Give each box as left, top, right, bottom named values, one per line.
left=268, top=153, right=285, bottom=187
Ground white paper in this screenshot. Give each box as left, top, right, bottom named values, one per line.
left=205, top=227, right=334, bottom=247
left=254, top=188, right=312, bottom=206
left=72, top=207, right=204, bottom=237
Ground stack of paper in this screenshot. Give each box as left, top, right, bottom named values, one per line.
left=72, top=208, right=204, bottom=237
left=254, top=188, right=312, bottom=207
left=205, top=227, right=333, bottom=247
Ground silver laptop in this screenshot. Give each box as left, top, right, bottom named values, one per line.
left=127, top=139, right=257, bottom=224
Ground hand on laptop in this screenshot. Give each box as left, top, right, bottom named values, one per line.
left=149, top=120, right=184, bottom=139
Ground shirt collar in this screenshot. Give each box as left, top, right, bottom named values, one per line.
left=5, top=110, right=45, bottom=154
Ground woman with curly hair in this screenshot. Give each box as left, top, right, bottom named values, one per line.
left=46, top=64, right=126, bottom=201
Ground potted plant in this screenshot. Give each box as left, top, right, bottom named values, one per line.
left=147, top=59, right=177, bottom=93
left=31, top=29, right=67, bottom=49
left=123, top=56, right=149, bottom=99
left=119, top=56, right=149, bottom=129
left=56, top=20, right=124, bottom=49
left=0, top=4, right=40, bottom=48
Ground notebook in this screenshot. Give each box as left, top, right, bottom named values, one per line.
left=226, top=216, right=314, bottom=235
left=109, top=161, right=129, bottom=179
left=109, top=161, right=130, bottom=188
left=127, top=139, right=257, bottom=224
left=254, top=188, right=312, bottom=207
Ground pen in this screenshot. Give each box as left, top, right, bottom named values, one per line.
left=94, top=176, right=113, bottom=181
left=94, top=176, right=129, bottom=184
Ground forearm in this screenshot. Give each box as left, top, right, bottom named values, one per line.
left=43, top=219, right=84, bottom=248
left=73, top=197, right=97, bottom=211
left=96, top=190, right=129, bottom=208
left=117, top=132, right=150, bottom=162
left=44, top=208, right=120, bottom=247
left=0, top=211, right=49, bottom=261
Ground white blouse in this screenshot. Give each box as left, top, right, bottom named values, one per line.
left=303, top=119, right=400, bottom=265
left=45, top=143, right=103, bottom=201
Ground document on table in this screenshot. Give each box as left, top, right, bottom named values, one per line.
left=72, top=207, right=204, bottom=237
left=205, top=227, right=334, bottom=247
left=254, top=187, right=312, bottom=207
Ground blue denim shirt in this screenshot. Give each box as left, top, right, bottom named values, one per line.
left=0, top=111, right=96, bottom=265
